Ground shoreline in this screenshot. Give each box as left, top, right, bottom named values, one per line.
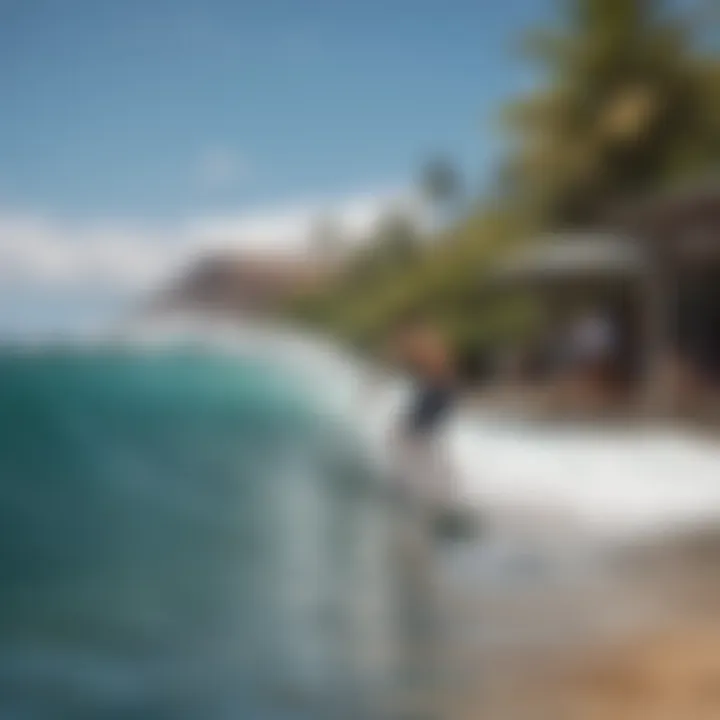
left=440, top=522, right=720, bottom=719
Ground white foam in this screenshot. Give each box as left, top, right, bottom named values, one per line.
left=352, top=374, right=720, bottom=542
left=119, top=317, right=720, bottom=541
left=446, top=413, right=720, bottom=540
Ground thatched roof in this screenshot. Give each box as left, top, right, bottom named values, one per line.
left=610, top=178, right=720, bottom=232
left=489, top=233, right=648, bottom=286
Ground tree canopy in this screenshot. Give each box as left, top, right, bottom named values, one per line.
left=503, top=0, right=720, bottom=225
left=286, top=0, right=720, bottom=361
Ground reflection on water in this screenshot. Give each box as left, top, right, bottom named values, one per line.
left=0, top=349, right=399, bottom=719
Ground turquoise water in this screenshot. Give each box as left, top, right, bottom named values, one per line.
left=0, top=348, right=398, bottom=719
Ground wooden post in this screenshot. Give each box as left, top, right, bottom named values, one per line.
left=641, top=233, right=676, bottom=417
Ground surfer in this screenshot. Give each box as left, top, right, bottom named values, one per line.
left=385, top=313, right=460, bottom=717
left=388, top=312, right=458, bottom=511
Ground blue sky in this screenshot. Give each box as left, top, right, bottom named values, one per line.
left=0, top=0, right=551, bottom=334
left=1, top=0, right=552, bottom=217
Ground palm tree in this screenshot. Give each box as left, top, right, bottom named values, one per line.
left=503, top=0, right=720, bottom=226
left=375, top=210, right=421, bottom=267
left=419, top=156, right=463, bottom=231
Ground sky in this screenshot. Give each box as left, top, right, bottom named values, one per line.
left=0, top=0, right=552, bottom=335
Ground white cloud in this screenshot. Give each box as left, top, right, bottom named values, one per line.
left=196, top=146, right=249, bottom=190
left=184, top=188, right=426, bottom=257
left=0, top=214, right=172, bottom=292
left=0, top=187, right=427, bottom=306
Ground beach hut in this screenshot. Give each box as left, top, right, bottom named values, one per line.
left=490, top=232, right=647, bottom=284
left=614, top=183, right=720, bottom=391
left=488, top=183, right=720, bottom=414
left=488, top=232, right=649, bottom=392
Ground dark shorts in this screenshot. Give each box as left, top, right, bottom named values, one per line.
left=405, top=385, right=454, bottom=435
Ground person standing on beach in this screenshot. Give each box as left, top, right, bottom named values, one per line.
left=389, top=313, right=458, bottom=508
left=386, top=312, right=459, bottom=717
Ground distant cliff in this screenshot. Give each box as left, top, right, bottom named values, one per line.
left=150, top=252, right=335, bottom=318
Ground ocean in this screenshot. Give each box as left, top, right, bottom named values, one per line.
left=3, top=330, right=720, bottom=719
left=0, top=346, right=400, bottom=719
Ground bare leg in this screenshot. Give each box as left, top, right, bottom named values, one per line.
left=390, top=436, right=451, bottom=718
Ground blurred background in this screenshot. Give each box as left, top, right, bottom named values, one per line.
left=1, top=0, right=720, bottom=718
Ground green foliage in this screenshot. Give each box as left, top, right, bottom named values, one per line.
left=286, top=0, right=719, bottom=361
left=504, top=0, right=720, bottom=225
left=285, top=207, right=534, bottom=353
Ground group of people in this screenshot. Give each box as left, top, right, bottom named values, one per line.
left=502, top=308, right=622, bottom=412
left=389, top=306, right=623, bottom=458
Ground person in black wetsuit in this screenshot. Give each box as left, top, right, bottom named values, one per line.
left=406, top=380, right=456, bottom=437
left=387, top=315, right=460, bottom=715
left=389, top=313, right=458, bottom=509
left=400, top=316, right=455, bottom=429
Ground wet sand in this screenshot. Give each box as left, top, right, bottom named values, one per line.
left=436, top=525, right=720, bottom=720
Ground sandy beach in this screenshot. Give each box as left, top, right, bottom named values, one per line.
left=433, top=523, right=720, bottom=720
